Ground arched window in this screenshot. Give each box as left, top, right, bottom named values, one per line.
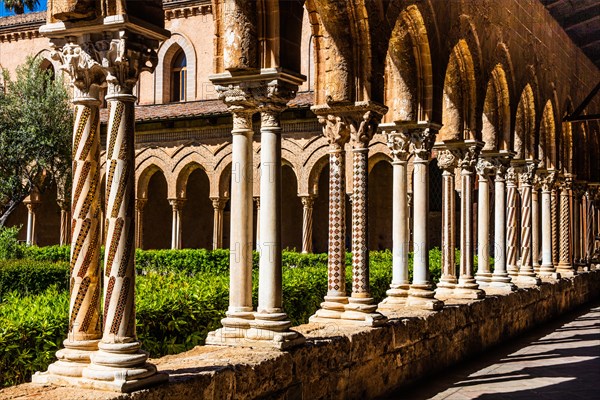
left=171, top=50, right=187, bottom=102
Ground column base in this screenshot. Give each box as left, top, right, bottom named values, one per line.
left=474, top=272, right=493, bottom=287
left=452, top=278, right=485, bottom=300
left=308, top=295, right=348, bottom=320
left=35, top=338, right=100, bottom=378
left=538, top=266, right=561, bottom=280
left=378, top=285, right=410, bottom=310
left=244, top=311, right=306, bottom=349
left=489, top=274, right=517, bottom=292
left=515, top=274, right=542, bottom=286
left=406, top=284, right=444, bottom=311
left=310, top=296, right=386, bottom=327
left=556, top=264, right=577, bottom=277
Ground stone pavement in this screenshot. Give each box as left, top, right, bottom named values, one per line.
left=388, top=302, right=600, bottom=400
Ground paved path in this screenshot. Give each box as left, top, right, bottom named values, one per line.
left=387, top=302, right=600, bottom=400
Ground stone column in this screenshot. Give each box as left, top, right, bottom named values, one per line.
left=557, top=175, right=576, bottom=276
left=572, top=183, right=584, bottom=265
left=24, top=199, right=40, bottom=246
left=310, top=102, right=387, bottom=324
left=207, top=99, right=257, bottom=343
left=585, top=187, right=595, bottom=266
left=247, top=93, right=305, bottom=347
left=254, top=196, right=260, bottom=248
left=211, top=197, right=227, bottom=250
left=490, top=154, right=516, bottom=291
left=454, top=141, right=485, bottom=299
left=33, top=56, right=104, bottom=384
left=406, top=125, right=443, bottom=310
left=433, top=145, right=459, bottom=298
left=551, top=186, right=560, bottom=267
left=135, top=199, right=146, bottom=249
left=169, top=198, right=185, bottom=249
left=516, top=162, right=542, bottom=286
left=532, top=177, right=541, bottom=272
left=58, top=200, right=71, bottom=246
left=300, top=195, right=315, bottom=254
left=539, top=170, right=558, bottom=278
left=343, top=108, right=386, bottom=326
left=83, top=35, right=167, bottom=390
left=475, top=157, right=495, bottom=287
left=506, top=165, right=520, bottom=278
left=379, top=127, right=411, bottom=308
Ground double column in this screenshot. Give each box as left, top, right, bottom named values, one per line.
left=378, top=125, right=411, bottom=308
left=538, top=170, right=559, bottom=278
left=516, top=161, right=542, bottom=286
left=169, top=198, right=185, bottom=249
left=310, top=102, right=387, bottom=325
left=211, top=197, right=227, bottom=250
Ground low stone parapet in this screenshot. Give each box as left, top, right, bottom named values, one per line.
left=2, top=271, right=599, bottom=400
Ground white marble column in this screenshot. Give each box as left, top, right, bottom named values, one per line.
left=572, top=184, right=583, bottom=265
left=211, top=197, right=227, bottom=250
left=247, top=99, right=305, bottom=347
left=506, top=166, right=520, bottom=278
left=135, top=198, right=147, bottom=249
left=516, top=162, right=542, bottom=286
left=406, top=125, right=443, bottom=310
left=539, top=170, right=558, bottom=278
left=25, top=201, right=40, bottom=246
left=58, top=200, right=71, bottom=246
left=454, top=141, right=485, bottom=299
left=490, top=155, right=516, bottom=291
left=207, top=104, right=256, bottom=343
left=300, top=196, right=315, bottom=254
left=433, top=145, right=459, bottom=298
left=557, top=175, right=576, bottom=276
left=33, top=69, right=103, bottom=383
left=169, top=198, right=185, bottom=249
left=475, top=157, right=495, bottom=287
left=254, top=196, right=260, bottom=248
left=379, top=128, right=411, bottom=308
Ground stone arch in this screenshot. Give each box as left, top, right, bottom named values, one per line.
left=440, top=39, right=478, bottom=141
left=156, top=33, right=197, bottom=103
left=216, top=162, right=232, bottom=199
left=513, top=84, right=536, bottom=160
left=384, top=4, right=434, bottom=123
left=539, top=100, right=557, bottom=170
left=561, top=98, right=574, bottom=174
left=482, top=64, right=511, bottom=151
left=303, top=145, right=330, bottom=196
left=136, top=163, right=167, bottom=200
left=175, top=162, right=211, bottom=200
left=34, top=49, right=61, bottom=74
left=367, top=142, right=392, bottom=174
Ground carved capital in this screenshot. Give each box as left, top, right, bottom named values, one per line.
left=457, top=144, right=482, bottom=172
left=385, top=131, right=411, bottom=162
left=409, top=128, right=437, bottom=161
left=506, top=166, right=519, bottom=185
left=318, top=114, right=351, bottom=149
left=435, top=148, right=459, bottom=171
left=538, top=170, right=558, bottom=192
left=518, top=162, right=537, bottom=186
left=300, top=196, right=315, bottom=208
left=475, top=157, right=495, bottom=177
left=136, top=198, right=148, bottom=212
left=211, top=197, right=228, bottom=211
left=169, top=198, right=186, bottom=212
left=350, top=110, right=382, bottom=148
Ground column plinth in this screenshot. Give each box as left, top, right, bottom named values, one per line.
left=310, top=102, right=388, bottom=325
left=405, top=125, right=443, bottom=310
left=379, top=127, right=411, bottom=310
left=432, top=144, right=459, bottom=299
left=489, top=153, right=517, bottom=292
left=516, top=161, right=542, bottom=286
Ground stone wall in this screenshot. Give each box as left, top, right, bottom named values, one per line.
left=4, top=271, right=599, bottom=400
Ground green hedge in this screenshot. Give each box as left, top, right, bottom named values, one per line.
left=0, top=260, right=69, bottom=300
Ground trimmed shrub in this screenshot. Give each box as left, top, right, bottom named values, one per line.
left=21, top=245, right=70, bottom=263
left=0, top=226, right=23, bottom=261
left=0, top=260, right=69, bottom=300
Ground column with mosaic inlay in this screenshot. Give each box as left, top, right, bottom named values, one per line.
left=406, top=124, right=444, bottom=310
left=432, top=144, right=460, bottom=298
left=532, top=175, right=541, bottom=272
left=82, top=33, right=168, bottom=391
left=379, top=126, right=411, bottom=308
left=506, top=165, right=520, bottom=278
left=32, top=39, right=105, bottom=384
left=516, top=161, right=542, bottom=286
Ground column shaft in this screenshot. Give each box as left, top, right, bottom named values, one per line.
left=350, top=147, right=370, bottom=298
left=135, top=199, right=146, bottom=249
left=557, top=179, right=575, bottom=275
left=60, top=208, right=71, bottom=246
left=476, top=170, right=492, bottom=285
left=491, top=161, right=514, bottom=289
left=300, top=196, right=314, bottom=254
left=516, top=163, right=541, bottom=285
left=327, top=147, right=347, bottom=298
left=506, top=168, right=519, bottom=277
left=551, top=189, right=559, bottom=266
left=212, top=198, right=226, bottom=250
left=540, top=189, right=553, bottom=269
left=390, top=160, right=409, bottom=290
left=586, top=190, right=594, bottom=265
left=532, top=186, right=540, bottom=271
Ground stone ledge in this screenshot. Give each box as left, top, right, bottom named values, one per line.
left=2, top=271, right=599, bottom=400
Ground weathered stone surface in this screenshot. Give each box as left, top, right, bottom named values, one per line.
left=3, top=271, right=599, bottom=400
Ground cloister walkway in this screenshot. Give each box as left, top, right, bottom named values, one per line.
left=390, top=302, right=600, bottom=400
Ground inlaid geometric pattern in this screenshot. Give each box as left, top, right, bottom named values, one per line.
left=520, top=185, right=533, bottom=270
left=559, top=188, right=570, bottom=264
left=328, top=150, right=346, bottom=293
left=103, top=100, right=137, bottom=339
left=506, top=176, right=519, bottom=274
left=351, top=149, right=369, bottom=294
left=68, top=104, right=101, bottom=338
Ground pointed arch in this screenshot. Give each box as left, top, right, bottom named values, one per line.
left=156, top=33, right=197, bottom=103
left=440, top=39, right=477, bottom=140
left=137, top=164, right=166, bottom=199
left=482, top=64, right=511, bottom=151
left=539, top=100, right=557, bottom=169
left=513, top=84, right=536, bottom=160
left=560, top=98, right=574, bottom=174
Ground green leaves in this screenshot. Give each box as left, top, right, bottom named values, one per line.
left=0, top=1, right=40, bottom=15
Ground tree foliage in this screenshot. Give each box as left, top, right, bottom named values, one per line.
left=0, top=0, right=39, bottom=15
left=0, top=56, right=73, bottom=226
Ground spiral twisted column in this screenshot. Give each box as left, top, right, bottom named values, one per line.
left=379, top=126, right=411, bottom=309
left=556, top=176, right=576, bottom=276
left=516, top=162, right=542, bottom=286
left=300, top=196, right=315, bottom=254
left=406, top=124, right=444, bottom=310
left=454, top=141, right=485, bottom=299
left=58, top=199, right=72, bottom=246
left=572, top=184, right=584, bottom=265
left=585, top=187, right=595, bottom=266
left=551, top=186, right=560, bottom=267
left=32, top=40, right=105, bottom=385
left=506, top=166, right=520, bottom=278
left=432, top=144, right=460, bottom=298
left=490, top=154, right=516, bottom=291
left=539, top=170, right=558, bottom=278
left=135, top=199, right=147, bottom=250
left=532, top=176, right=541, bottom=272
